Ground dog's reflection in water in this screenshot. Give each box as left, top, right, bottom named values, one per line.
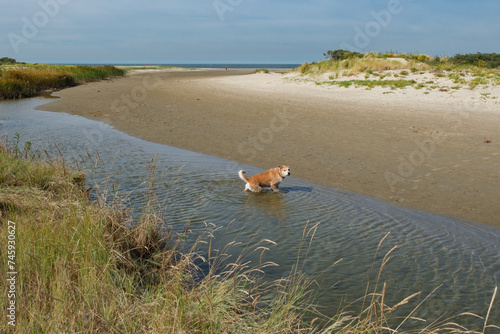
left=242, top=189, right=288, bottom=222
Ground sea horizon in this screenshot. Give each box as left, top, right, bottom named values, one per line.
left=44, top=63, right=301, bottom=69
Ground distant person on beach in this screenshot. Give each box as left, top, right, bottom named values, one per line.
left=225, top=65, right=228, bottom=71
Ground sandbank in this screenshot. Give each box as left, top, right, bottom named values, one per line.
left=40, top=68, right=500, bottom=228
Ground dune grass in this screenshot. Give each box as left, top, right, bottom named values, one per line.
left=0, top=64, right=125, bottom=99
left=323, top=79, right=417, bottom=90
left=294, top=52, right=500, bottom=91
left=0, top=135, right=498, bottom=333
left=298, top=56, right=428, bottom=77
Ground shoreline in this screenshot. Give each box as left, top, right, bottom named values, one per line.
left=39, top=69, right=500, bottom=228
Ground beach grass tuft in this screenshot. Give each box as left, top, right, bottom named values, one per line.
left=253, top=68, right=270, bottom=74
left=325, top=79, right=417, bottom=90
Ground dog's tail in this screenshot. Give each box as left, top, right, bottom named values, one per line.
left=238, top=170, right=250, bottom=183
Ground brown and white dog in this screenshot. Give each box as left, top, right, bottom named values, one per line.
left=238, top=166, right=291, bottom=192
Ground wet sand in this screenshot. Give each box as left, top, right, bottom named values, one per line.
left=40, top=69, right=500, bottom=228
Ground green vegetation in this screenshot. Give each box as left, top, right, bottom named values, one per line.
left=449, top=52, right=500, bottom=68
left=469, top=76, right=489, bottom=89
left=1, top=135, right=498, bottom=333
left=0, top=57, right=17, bottom=65
left=0, top=63, right=125, bottom=99
left=0, top=68, right=76, bottom=99
left=298, top=55, right=428, bottom=77
left=294, top=50, right=500, bottom=91
left=323, top=49, right=363, bottom=61
left=253, top=68, right=270, bottom=74
left=326, top=79, right=416, bottom=90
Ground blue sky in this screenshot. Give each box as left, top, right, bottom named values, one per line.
left=1, top=0, right=499, bottom=64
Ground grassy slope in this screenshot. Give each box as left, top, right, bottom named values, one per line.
left=0, top=64, right=125, bottom=99
left=293, top=53, right=500, bottom=91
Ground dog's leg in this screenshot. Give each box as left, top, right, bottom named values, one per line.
left=244, top=182, right=260, bottom=192
left=271, top=183, right=280, bottom=192
left=250, top=182, right=261, bottom=193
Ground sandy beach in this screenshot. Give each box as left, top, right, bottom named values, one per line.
left=40, top=68, right=500, bottom=228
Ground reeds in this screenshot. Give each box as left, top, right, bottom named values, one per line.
left=0, top=64, right=125, bottom=99
left=319, top=232, right=500, bottom=333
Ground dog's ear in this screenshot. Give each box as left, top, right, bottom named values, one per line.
left=278, top=165, right=282, bottom=168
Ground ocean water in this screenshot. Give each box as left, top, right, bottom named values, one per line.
left=53, top=63, right=301, bottom=69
